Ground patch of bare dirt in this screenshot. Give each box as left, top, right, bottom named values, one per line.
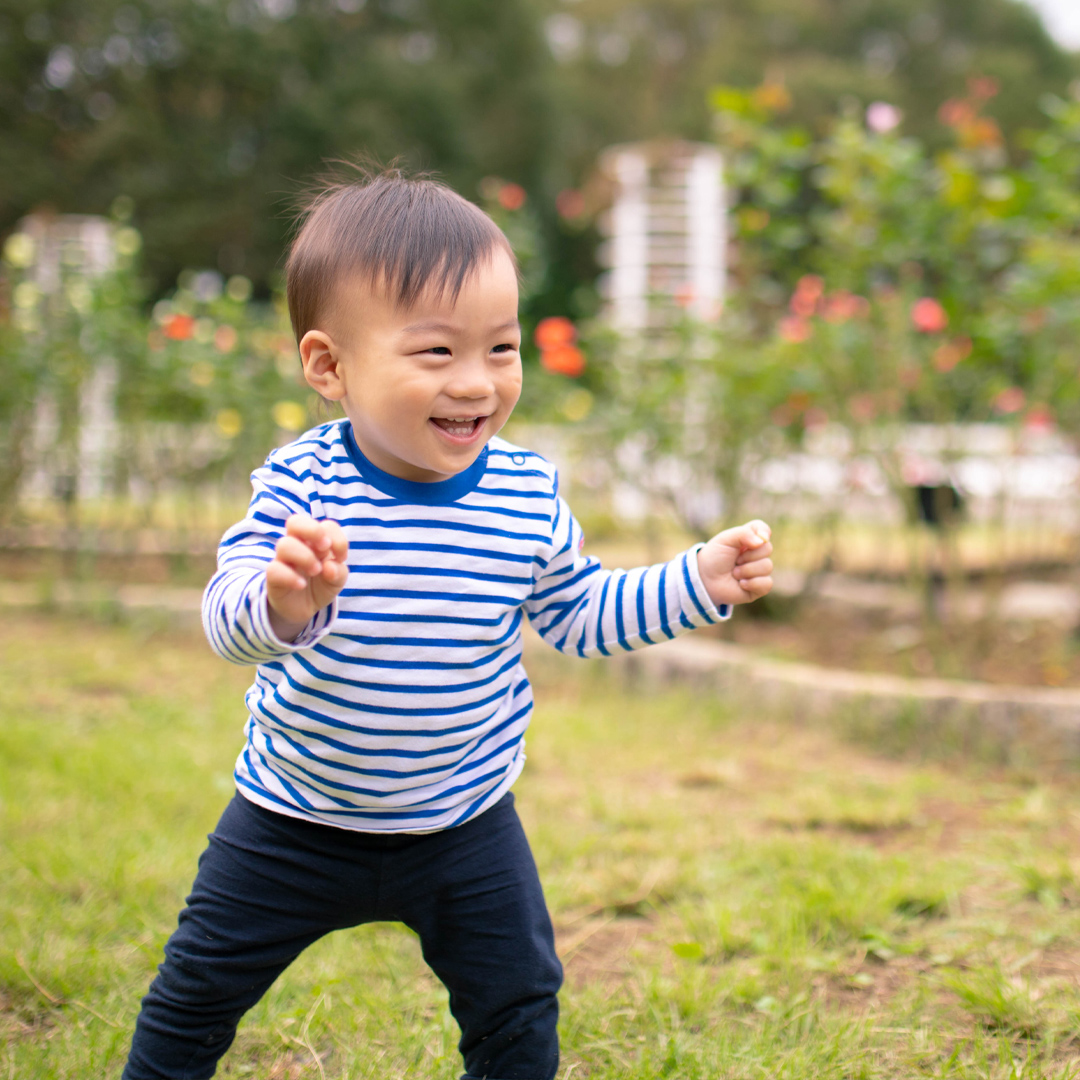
left=0, top=988, right=57, bottom=1042
left=556, top=917, right=659, bottom=990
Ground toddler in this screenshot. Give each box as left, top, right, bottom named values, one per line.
left=123, top=170, right=774, bottom=1080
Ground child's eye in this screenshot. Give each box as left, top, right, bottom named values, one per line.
left=492, top=343, right=517, bottom=354
left=425, top=346, right=452, bottom=356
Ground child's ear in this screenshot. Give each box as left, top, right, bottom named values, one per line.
left=299, top=330, right=346, bottom=401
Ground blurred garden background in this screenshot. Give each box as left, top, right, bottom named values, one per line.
left=6, top=0, right=1080, bottom=1076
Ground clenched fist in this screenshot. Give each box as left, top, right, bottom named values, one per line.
left=696, top=519, right=773, bottom=609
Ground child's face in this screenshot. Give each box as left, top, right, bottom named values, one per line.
left=306, top=248, right=522, bottom=483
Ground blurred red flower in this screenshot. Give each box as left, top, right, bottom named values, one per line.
left=534, top=316, right=577, bottom=350
left=498, top=183, right=527, bottom=211
left=911, top=298, right=948, bottom=334
left=165, top=313, right=195, bottom=340
left=540, top=344, right=585, bottom=378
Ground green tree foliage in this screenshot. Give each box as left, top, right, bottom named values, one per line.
left=0, top=0, right=556, bottom=294
left=0, top=0, right=1075, bottom=309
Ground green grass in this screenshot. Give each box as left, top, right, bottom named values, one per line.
left=3, top=615, right=1080, bottom=1078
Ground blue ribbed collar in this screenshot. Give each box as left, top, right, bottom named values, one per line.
left=342, top=421, right=489, bottom=504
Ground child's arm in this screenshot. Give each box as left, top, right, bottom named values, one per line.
left=203, top=456, right=347, bottom=664
left=266, top=514, right=350, bottom=642
left=526, top=496, right=772, bottom=658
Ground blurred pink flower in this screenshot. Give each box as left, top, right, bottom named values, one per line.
left=823, top=291, right=869, bottom=324
left=556, top=189, right=585, bottom=219
left=1024, top=404, right=1054, bottom=432
left=848, top=393, right=877, bottom=423
left=866, top=102, right=902, bottom=133
left=911, top=297, right=948, bottom=334
left=938, top=99, right=975, bottom=128
left=968, top=75, right=1000, bottom=101
left=994, top=387, right=1025, bottom=415
left=779, top=315, right=812, bottom=343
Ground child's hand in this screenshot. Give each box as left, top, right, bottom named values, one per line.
left=266, top=514, right=349, bottom=641
left=697, top=519, right=773, bottom=608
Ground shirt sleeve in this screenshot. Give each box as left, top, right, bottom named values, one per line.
left=201, top=457, right=339, bottom=665
left=524, top=493, right=731, bottom=659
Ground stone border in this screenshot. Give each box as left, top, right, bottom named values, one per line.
left=617, top=636, right=1080, bottom=764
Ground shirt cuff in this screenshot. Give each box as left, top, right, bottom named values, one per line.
left=250, top=574, right=339, bottom=653
left=682, top=543, right=732, bottom=624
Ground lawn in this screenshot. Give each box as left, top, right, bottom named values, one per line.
left=3, top=613, right=1080, bottom=1078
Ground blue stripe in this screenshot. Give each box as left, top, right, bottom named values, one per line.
left=657, top=562, right=674, bottom=640
left=635, top=571, right=655, bottom=646
left=681, top=553, right=713, bottom=622
left=613, top=573, right=630, bottom=651
left=592, top=575, right=613, bottom=657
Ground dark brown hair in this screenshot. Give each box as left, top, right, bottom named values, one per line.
left=285, top=167, right=514, bottom=342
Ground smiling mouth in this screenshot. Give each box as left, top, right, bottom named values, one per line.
left=430, top=416, right=487, bottom=440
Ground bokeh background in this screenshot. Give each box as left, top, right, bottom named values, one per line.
left=8, top=5, right=1080, bottom=1078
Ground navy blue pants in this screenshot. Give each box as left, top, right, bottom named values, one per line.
left=123, top=792, right=561, bottom=1080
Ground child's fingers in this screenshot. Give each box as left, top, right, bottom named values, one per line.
left=285, top=513, right=332, bottom=553
left=733, top=556, right=773, bottom=582
left=738, top=573, right=773, bottom=599
left=735, top=540, right=772, bottom=565
left=267, top=557, right=308, bottom=593
left=320, top=553, right=350, bottom=588
left=274, top=535, right=323, bottom=578
left=744, top=519, right=771, bottom=546
left=322, top=519, right=349, bottom=563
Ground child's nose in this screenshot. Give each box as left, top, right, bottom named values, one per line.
left=446, top=357, right=496, bottom=399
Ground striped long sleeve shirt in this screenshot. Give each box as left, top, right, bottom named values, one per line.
left=203, top=420, right=731, bottom=832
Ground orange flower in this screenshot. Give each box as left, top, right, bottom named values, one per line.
left=752, top=81, right=792, bottom=113
left=534, top=316, right=577, bottom=350
left=498, top=183, right=526, bottom=211
left=911, top=298, right=948, bottom=334
left=540, top=344, right=585, bottom=378
left=165, top=313, right=195, bottom=340
left=965, top=117, right=1002, bottom=149
left=932, top=336, right=972, bottom=372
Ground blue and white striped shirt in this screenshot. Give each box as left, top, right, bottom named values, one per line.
left=204, top=420, right=730, bottom=832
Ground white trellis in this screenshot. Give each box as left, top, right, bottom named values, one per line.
left=595, top=140, right=726, bottom=332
